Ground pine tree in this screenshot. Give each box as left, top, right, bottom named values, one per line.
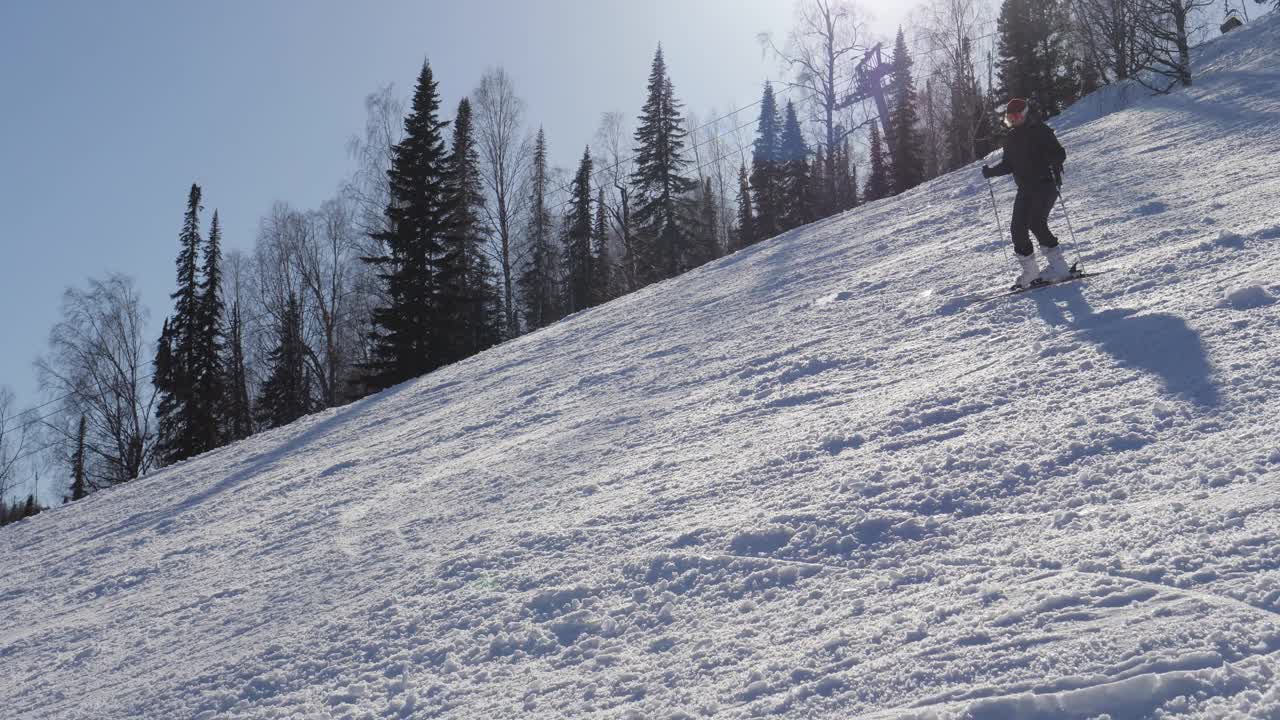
left=363, top=61, right=453, bottom=390
left=841, top=141, right=860, bottom=210
left=848, top=160, right=860, bottom=210
left=193, top=209, right=227, bottom=449
left=810, top=147, right=830, bottom=219
left=863, top=125, right=893, bottom=203
left=920, top=78, right=945, bottom=181
left=995, top=0, right=1074, bottom=116
left=519, top=128, right=559, bottom=330
left=1074, top=56, right=1102, bottom=100
left=562, top=147, right=595, bottom=315
left=66, top=415, right=88, bottom=502
left=688, top=177, right=719, bottom=269
left=945, top=36, right=991, bottom=171
left=257, top=294, right=311, bottom=430
left=1, top=495, right=41, bottom=525
left=153, top=315, right=179, bottom=464
left=443, top=97, right=500, bottom=357
left=779, top=100, right=813, bottom=230
left=735, top=163, right=755, bottom=250
left=996, top=0, right=1036, bottom=103
left=890, top=28, right=925, bottom=194
left=590, top=188, right=612, bottom=306
left=829, top=141, right=859, bottom=212
left=630, top=45, right=698, bottom=285
left=0, top=495, right=40, bottom=526
left=155, top=183, right=215, bottom=465
left=224, top=299, right=253, bottom=441
left=749, top=82, right=784, bottom=241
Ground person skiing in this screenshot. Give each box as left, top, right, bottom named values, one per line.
left=982, top=98, right=1070, bottom=288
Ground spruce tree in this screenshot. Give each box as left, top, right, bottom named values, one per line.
left=66, top=415, right=88, bottom=502
left=830, top=141, right=858, bottom=212
left=749, top=82, right=784, bottom=241
left=257, top=294, right=311, bottom=430
left=1074, top=57, right=1102, bottom=100
left=630, top=45, right=698, bottom=285
left=995, top=0, right=1074, bottom=116
left=224, top=299, right=253, bottom=441
left=840, top=141, right=860, bottom=211
left=688, top=177, right=719, bottom=269
left=363, top=61, right=452, bottom=390
left=779, top=100, right=813, bottom=230
left=920, top=78, right=945, bottom=181
left=153, top=316, right=178, bottom=464
left=519, top=128, right=559, bottom=330
left=890, top=28, right=925, bottom=194
left=591, top=188, right=612, bottom=306
left=863, top=125, right=893, bottom=203
left=443, top=97, right=500, bottom=357
left=946, top=36, right=992, bottom=171
left=810, top=147, right=829, bottom=219
left=562, top=147, right=595, bottom=315
left=155, top=184, right=212, bottom=465
left=193, top=209, right=226, bottom=449
left=735, top=164, right=755, bottom=250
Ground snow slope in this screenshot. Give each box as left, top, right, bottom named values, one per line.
left=4, top=14, right=1280, bottom=720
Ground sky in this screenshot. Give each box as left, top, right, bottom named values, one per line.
left=0, top=0, right=911, bottom=496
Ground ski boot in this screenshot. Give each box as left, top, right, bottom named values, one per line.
left=1014, top=253, right=1041, bottom=289
left=1038, top=246, right=1072, bottom=283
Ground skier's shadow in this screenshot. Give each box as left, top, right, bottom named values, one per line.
left=1031, top=285, right=1219, bottom=407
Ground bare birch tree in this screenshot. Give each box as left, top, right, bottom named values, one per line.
left=295, top=198, right=362, bottom=407
left=36, top=274, right=156, bottom=489
left=918, top=0, right=994, bottom=170
left=344, top=84, right=405, bottom=241
left=689, top=109, right=739, bottom=255
left=594, top=111, right=637, bottom=293
left=1132, top=0, right=1215, bottom=92
left=0, top=387, right=30, bottom=500
left=1070, top=0, right=1149, bottom=83
left=222, top=249, right=254, bottom=440
left=474, top=67, right=533, bottom=339
left=247, top=202, right=310, bottom=412
left=343, top=84, right=406, bottom=327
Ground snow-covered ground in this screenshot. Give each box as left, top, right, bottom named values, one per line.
left=4, top=14, right=1280, bottom=720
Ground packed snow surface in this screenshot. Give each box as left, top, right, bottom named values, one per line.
left=4, top=13, right=1280, bottom=720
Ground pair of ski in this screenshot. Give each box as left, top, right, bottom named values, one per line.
left=972, top=264, right=1114, bottom=304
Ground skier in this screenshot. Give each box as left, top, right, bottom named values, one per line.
left=981, top=98, right=1070, bottom=288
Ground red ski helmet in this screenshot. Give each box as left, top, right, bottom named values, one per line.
left=1004, top=98, right=1028, bottom=126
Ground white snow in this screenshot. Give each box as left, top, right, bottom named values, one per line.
left=3, top=11, right=1280, bottom=720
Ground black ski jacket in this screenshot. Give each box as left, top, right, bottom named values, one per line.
left=987, top=115, right=1066, bottom=189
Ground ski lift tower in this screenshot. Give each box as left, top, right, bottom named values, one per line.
left=835, top=43, right=897, bottom=150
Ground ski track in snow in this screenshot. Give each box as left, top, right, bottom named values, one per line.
left=4, top=12, right=1280, bottom=720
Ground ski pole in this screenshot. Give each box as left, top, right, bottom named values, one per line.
left=1055, top=187, right=1083, bottom=270
left=986, top=177, right=1011, bottom=266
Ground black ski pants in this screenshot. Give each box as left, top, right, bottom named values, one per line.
left=1011, top=184, right=1060, bottom=257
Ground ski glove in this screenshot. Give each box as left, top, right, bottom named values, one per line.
left=1052, top=164, right=1064, bottom=188
left=981, top=165, right=996, bottom=179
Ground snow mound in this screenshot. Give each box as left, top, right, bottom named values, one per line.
left=1220, top=282, right=1276, bottom=309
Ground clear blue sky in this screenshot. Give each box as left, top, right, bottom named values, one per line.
left=0, top=0, right=907, bottom=496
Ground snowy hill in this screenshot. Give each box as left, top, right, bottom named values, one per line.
left=4, top=14, right=1280, bottom=720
